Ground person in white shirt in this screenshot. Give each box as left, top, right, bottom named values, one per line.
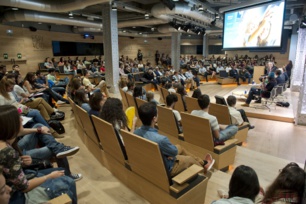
left=198, top=66, right=207, bottom=75
left=166, top=94, right=182, bottom=130
left=226, top=96, right=254, bottom=129
left=216, top=64, right=225, bottom=73
left=191, top=94, right=238, bottom=142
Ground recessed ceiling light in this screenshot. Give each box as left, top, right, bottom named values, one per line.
left=69, top=16, right=74, bottom=19
left=139, top=32, right=143, bottom=35
left=144, top=13, right=149, bottom=17
left=133, top=26, right=136, bottom=28
left=12, top=8, right=19, bottom=10
left=123, top=30, right=126, bottom=33
left=69, top=12, right=73, bottom=16
left=38, top=22, right=42, bottom=24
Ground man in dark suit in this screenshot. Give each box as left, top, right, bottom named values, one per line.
left=229, top=65, right=240, bottom=85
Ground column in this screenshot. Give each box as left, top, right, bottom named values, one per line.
left=171, top=32, right=181, bottom=71
left=294, top=28, right=306, bottom=125
left=203, top=34, right=208, bottom=58
left=102, top=4, right=119, bottom=94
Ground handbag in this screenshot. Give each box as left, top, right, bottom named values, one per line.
left=48, top=120, right=65, bottom=134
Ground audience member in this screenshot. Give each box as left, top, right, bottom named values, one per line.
left=261, top=162, right=305, bottom=204
left=134, top=102, right=214, bottom=177
left=191, top=88, right=202, bottom=99
left=88, top=92, right=105, bottom=116
left=191, top=94, right=238, bottom=142
left=0, top=105, right=77, bottom=203
left=226, top=95, right=254, bottom=130
left=146, top=91, right=158, bottom=105
left=212, top=165, right=260, bottom=204
left=166, top=94, right=182, bottom=132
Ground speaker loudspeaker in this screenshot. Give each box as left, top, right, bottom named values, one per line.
left=29, top=26, right=37, bottom=32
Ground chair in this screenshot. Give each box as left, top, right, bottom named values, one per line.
left=48, top=194, right=71, bottom=204
left=157, top=106, right=181, bottom=144
left=255, top=87, right=278, bottom=112
left=135, top=97, right=147, bottom=112
left=91, top=116, right=127, bottom=166
left=214, top=95, right=227, bottom=106
left=208, top=103, right=249, bottom=145
left=119, top=88, right=129, bottom=110
left=125, top=107, right=135, bottom=130
left=180, top=112, right=237, bottom=170
left=120, top=130, right=208, bottom=204
left=185, top=96, right=199, bottom=113
left=67, top=97, right=85, bottom=142
left=75, top=105, right=102, bottom=161
left=160, top=87, right=170, bottom=103
left=173, top=92, right=186, bottom=112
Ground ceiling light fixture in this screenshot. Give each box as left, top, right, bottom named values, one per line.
left=198, top=6, right=204, bottom=11
left=112, top=3, right=117, bottom=11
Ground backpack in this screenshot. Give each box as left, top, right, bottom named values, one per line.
left=50, top=111, right=65, bottom=121
left=276, top=102, right=290, bottom=107
left=48, top=120, right=65, bottom=134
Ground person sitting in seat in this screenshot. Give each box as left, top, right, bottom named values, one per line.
left=239, top=67, right=251, bottom=84
left=226, top=95, right=254, bottom=130
left=229, top=64, right=240, bottom=86
left=260, top=162, right=305, bottom=204
left=212, top=165, right=260, bottom=204
left=47, top=68, right=68, bottom=88
left=192, top=88, right=202, bottom=99
left=191, top=94, right=238, bottom=142
left=275, top=70, right=285, bottom=85
left=166, top=94, right=182, bottom=131
left=134, top=102, right=215, bottom=177
left=241, top=72, right=277, bottom=106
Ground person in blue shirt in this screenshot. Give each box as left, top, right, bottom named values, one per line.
left=134, top=102, right=215, bottom=177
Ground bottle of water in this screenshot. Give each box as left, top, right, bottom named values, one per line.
left=252, top=80, right=255, bottom=85
left=244, top=90, right=247, bottom=94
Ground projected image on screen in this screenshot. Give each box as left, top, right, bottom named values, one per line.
left=223, top=0, right=285, bottom=49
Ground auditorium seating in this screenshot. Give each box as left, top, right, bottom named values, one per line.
left=121, top=130, right=209, bottom=204
left=180, top=112, right=237, bottom=171
left=173, top=92, right=186, bottom=112
left=119, top=88, right=129, bottom=110
left=160, top=86, right=170, bottom=104
left=208, top=103, right=249, bottom=145
left=185, top=96, right=200, bottom=114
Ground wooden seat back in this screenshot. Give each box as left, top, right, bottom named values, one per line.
left=173, top=92, right=186, bottom=112
left=119, top=89, right=129, bottom=110
left=185, top=96, right=199, bottom=113
left=156, top=85, right=164, bottom=104
left=92, top=116, right=127, bottom=165
left=208, top=103, right=231, bottom=125
left=135, top=97, right=147, bottom=111
left=160, top=87, right=169, bottom=103
left=67, top=97, right=83, bottom=128
left=120, top=130, right=171, bottom=193
left=180, top=112, right=215, bottom=152
left=157, top=105, right=180, bottom=137
left=75, top=105, right=100, bottom=145
left=125, top=92, right=137, bottom=108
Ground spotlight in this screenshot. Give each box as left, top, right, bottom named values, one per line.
left=83, top=34, right=90, bottom=39
left=69, top=12, right=73, bottom=16
left=182, top=24, right=191, bottom=32
left=161, top=0, right=175, bottom=10
left=112, top=3, right=117, bottom=11
left=198, top=6, right=204, bottom=11
left=139, top=32, right=143, bottom=35
left=300, top=16, right=306, bottom=28
left=123, top=30, right=126, bottom=33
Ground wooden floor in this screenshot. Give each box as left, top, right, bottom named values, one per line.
left=58, top=83, right=306, bottom=204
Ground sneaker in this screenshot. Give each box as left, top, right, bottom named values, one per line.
left=255, top=99, right=262, bottom=103
left=56, top=100, right=66, bottom=105
left=218, top=189, right=228, bottom=199
left=241, top=103, right=249, bottom=107
left=53, top=108, right=58, bottom=112
left=249, top=125, right=255, bottom=130
left=50, top=128, right=64, bottom=138
left=70, top=173, right=83, bottom=181
left=56, top=146, right=80, bottom=158
left=204, top=154, right=215, bottom=172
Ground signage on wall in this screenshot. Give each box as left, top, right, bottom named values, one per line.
left=3, top=53, right=8, bottom=59
left=17, top=53, right=22, bottom=59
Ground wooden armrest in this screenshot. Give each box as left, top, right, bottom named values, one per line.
left=178, top=133, right=184, bottom=141
left=238, top=122, right=249, bottom=130
left=172, top=164, right=203, bottom=185
left=214, top=139, right=237, bottom=154
left=170, top=183, right=189, bottom=194
left=48, top=194, right=71, bottom=204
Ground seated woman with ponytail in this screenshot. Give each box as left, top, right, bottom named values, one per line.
left=0, top=105, right=77, bottom=204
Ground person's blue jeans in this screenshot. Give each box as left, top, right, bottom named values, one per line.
left=246, top=87, right=261, bottom=104
left=217, top=125, right=238, bottom=142
left=193, top=77, right=200, bottom=87
left=25, top=168, right=77, bottom=204
left=52, top=87, right=65, bottom=95
left=26, top=109, right=50, bottom=127
left=17, top=123, right=72, bottom=176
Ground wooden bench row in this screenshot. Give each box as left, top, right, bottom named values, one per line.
left=68, top=97, right=209, bottom=204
